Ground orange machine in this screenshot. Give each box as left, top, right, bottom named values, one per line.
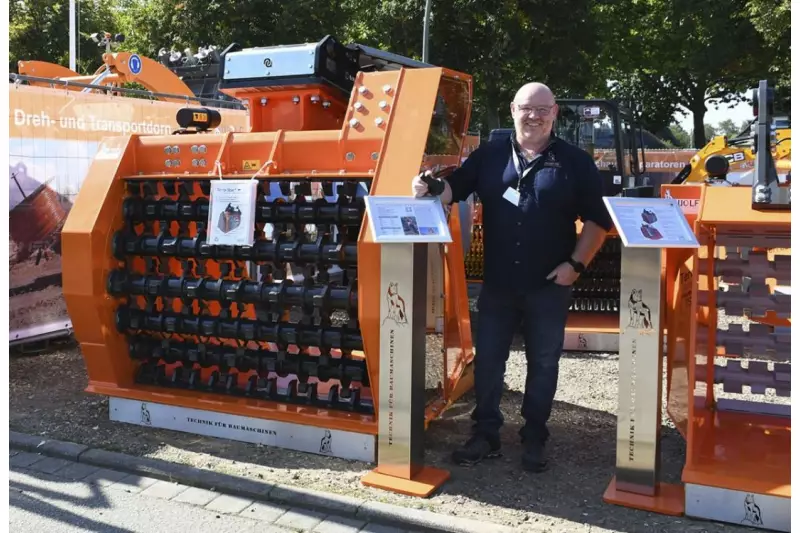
left=603, top=80, right=791, bottom=531
left=61, top=36, right=474, bottom=497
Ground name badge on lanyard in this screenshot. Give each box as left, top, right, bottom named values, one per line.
left=505, top=148, right=534, bottom=207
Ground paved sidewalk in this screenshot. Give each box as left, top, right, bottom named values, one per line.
left=10, top=449, right=414, bottom=533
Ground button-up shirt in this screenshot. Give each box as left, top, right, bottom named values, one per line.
left=446, top=133, right=613, bottom=292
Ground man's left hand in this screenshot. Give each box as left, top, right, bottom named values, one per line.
left=546, top=262, right=580, bottom=286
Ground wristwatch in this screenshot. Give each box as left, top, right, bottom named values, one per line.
left=567, top=258, right=585, bottom=273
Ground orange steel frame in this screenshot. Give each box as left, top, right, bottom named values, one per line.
left=61, top=66, right=476, bottom=440
left=658, top=183, right=791, bottom=512
left=680, top=185, right=790, bottom=498
left=18, top=52, right=196, bottom=103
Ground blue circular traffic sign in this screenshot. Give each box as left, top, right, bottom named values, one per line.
left=129, top=54, right=142, bottom=75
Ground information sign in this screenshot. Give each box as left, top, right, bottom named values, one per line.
left=206, top=180, right=259, bottom=246
left=364, top=196, right=453, bottom=244
left=603, top=197, right=699, bottom=249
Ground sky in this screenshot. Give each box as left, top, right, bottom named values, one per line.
left=674, top=93, right=755, bottom=132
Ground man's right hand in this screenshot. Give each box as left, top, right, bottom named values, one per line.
left=411, top=170, right=454, bottom=204
left=411, top=171, right=434, bottom=198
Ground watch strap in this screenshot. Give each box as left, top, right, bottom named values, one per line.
left=567, top=258, right=585, bottom=273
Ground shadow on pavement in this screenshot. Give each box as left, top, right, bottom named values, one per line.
left=10, top=465, right=134, bottom=533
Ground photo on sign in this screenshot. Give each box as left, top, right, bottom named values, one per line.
left=400, top=216, right=419, bottom=236
left=217, top=203, right=242, bottom=234
left=639, top=208, right=664, bottom=240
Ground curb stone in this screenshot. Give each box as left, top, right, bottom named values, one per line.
left=9, top=431, right=89, bottom=460
left=10, top=431, right=521, bottom=533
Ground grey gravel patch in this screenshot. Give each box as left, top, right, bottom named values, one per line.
left=274, top=508, right=327, bottom=530
left=171, top=486, right=219, bottom=506
left=204, top=493, right=253, bottom=514
left=9, top=452, right=45, bottom=468
left=239, top=501, right=290, bottom=522
left=26, top=456, right=72, bottom=475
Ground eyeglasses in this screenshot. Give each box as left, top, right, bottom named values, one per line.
left=513, top=104, right=554, bottom=116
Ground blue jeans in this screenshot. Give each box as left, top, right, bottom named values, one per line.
left=471, top=281, right=572, bottom=443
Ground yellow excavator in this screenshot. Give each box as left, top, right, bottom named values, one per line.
left=671, top=115, right=791, bottom=185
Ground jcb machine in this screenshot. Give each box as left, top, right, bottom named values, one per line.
left=61, top=36, right=476, bottom=497
left=671, top=119, right=791, bottom=186
left=467, top=99, right=649, bottom=352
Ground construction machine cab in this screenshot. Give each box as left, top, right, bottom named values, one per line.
left=553, top=99, right=647, bottom=196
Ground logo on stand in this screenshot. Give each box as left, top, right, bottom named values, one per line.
left=382, top=282, right=408, bottom=326
left=140, top=403, right=152, bottom=426
left=319, top=430, right=332, bottom=455
left=741, top=493, right=763, bottom=526
left=627, top=289, right=652, bottom=330
left=577, top=333, right=588, bottom=350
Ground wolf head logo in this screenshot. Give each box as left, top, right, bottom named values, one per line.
left=741, top=493, right=763, bottom=526
left=383, top=282, right=408, bottom=325
left=627, top=289, right=652, bottom=330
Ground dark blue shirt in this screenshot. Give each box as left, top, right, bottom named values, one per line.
left=446, top=134, right=613, bottom=292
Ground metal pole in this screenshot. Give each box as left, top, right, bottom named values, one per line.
left=422, top=0, right=432, bottom=63
left=69, top=0, right=76, bottom=71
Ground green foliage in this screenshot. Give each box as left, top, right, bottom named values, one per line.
left=10, top=0, right=118, bottom=74
left=667, top=124, right=692, bottom=148
left=8, top=0, right=790, bottom=140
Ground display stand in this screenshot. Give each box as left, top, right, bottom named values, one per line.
left=360, top=196, right=452, bottom=497
left=601, top=196, right=699, bottom=515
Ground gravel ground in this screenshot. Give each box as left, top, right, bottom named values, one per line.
left=10, top=308, right=785, bottom=533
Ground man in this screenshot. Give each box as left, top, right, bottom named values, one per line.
left=411, top=82, right=612, bottom=472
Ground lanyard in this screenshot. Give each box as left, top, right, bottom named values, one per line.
left=510, top=147, right=538, bottom=191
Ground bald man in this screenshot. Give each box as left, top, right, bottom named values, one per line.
left=412, top=82, right=612, bottom=472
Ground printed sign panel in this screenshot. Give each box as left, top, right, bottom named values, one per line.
left=8, top=84, right=250, bottom=344
left=109, top=397, right=376, bottom=462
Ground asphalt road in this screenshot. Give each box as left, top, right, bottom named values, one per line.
left=9, top=452, right=414, bottom=533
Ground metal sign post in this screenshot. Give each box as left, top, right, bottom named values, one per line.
left=360, top=196, right=452, bottom=497
left=601, top=196, right=699, bottom=515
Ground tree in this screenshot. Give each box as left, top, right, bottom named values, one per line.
left=716, top=119, right=739, bottom=138
left=114, top=0, right=354, bottom=58
left=337, top=0, right=610, bottom=134
left=703, top=124, right=718, bottom=144
left=745, top=0, right=791, bottom=114
left=605, top=0, right=779, bottom=148
left=667, top=124, right=691, bottom=148
left=10, top=0, right=118, bottom=74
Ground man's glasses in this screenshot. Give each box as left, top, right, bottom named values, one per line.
left=513, top=104, right=554, bottom=116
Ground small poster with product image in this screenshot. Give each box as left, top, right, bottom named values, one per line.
left=207, top=180, right=259, bottom=246
left=602, top=197, right=699, bottom=249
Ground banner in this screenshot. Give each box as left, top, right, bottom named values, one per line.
left=593, top=149, right=697, bottom=174
left=8, top=84, right=250, bottom=345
